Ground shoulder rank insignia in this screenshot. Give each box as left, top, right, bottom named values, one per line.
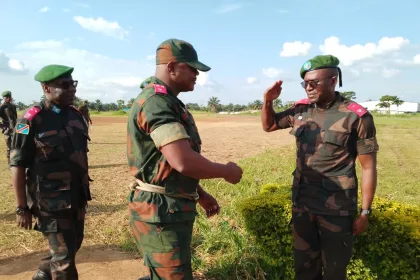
left=154, top=84, right=167, bottom=95
left=294, top=98, right=310, bottom=105
left=23, top=106, right=41, bottom=121
left=347, top=102, right=367, bottom=117
left=16, top=123, right=30, bottom=135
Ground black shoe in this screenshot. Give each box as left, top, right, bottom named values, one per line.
left=32, top=270, right=52, bottom=280
left=137, top=276, right=151, bottom=280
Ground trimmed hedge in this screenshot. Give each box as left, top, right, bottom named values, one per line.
left=238, top=184, right=420, bottom=280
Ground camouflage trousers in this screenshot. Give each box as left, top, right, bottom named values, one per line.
left=37, top=208, right=86, bottom=280
left=291, top=208, right=354, bottom=280
left=130, top=218, right=195, bottom=280
left=3, top=133, right=11, bottom=164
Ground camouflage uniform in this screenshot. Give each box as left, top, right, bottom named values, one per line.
left=274, top=56, right=379, bottom=279
left=10, top=65, right=91, bottom=280
left=0, top=91, right=18, bottom=165
left=127, top=39, right=210, bottom=280
left=78, top=101, right=91, bottom=128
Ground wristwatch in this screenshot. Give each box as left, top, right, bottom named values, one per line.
left=360, top=208, right=372, bottom=216
left=15, top=206, right=29, bottom=216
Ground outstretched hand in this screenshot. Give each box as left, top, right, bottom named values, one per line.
left=264, top=80, right=283, bottom=102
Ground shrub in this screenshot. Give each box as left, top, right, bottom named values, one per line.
left=112, top=110, right=127, bottom=116
left=238, top=184, right=420, bottom=280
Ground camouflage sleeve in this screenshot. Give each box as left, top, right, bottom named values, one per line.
left=355, top=114, right=379, bottom=155
left=5, top=108, right=15, bottom=129
left=274, top=107, right=295, bottom=129
left=139, top=95, right=189, bottom=148
left=10, top=118, right=36, bottom=167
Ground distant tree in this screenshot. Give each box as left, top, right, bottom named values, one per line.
left=127, top=98, right=136, bottom=108
left=340, top=91, right=356, bottom=100
left=94, top=99, right=103, bottom=111
left=377, top=95, right=404, bottom=114
left=251, top=100, right=263, bottom=110
left=14, top=101, right=28, bottom=110
left=116, top=99, right=125, bottom=109
left=208, top=97, right=221, bottom=113
left=186, top=103, right=201, bottom=111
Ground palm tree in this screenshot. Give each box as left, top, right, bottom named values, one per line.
left=208, top=96, right=221, bottom=113
left=252, top=100, right=263, bottom=110
left=392, top=97, right=404, bottom=113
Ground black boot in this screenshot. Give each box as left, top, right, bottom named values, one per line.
left=137, top=276, right=151, bottom=280
left=32, top=270, right=52, bottom=280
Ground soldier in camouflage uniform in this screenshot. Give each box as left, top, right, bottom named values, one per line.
left=0, top=90, right=18, bottom=166
left=78, top=100, right=92, bottom=127
left=127, top=38, right=243, bottom=280
left=261, top=55, right=379, bottom=280
left=10, top=64, right=92, bottom=280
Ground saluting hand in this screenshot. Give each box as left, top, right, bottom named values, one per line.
left=16, top=211, right=32, bottom=230
left=264, top=80, right=283, bottom=102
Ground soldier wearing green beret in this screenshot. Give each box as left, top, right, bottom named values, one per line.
left=10, top=64, right=92, bottom=280
left=127, top=38, right=243, bottom=280
left=78, top=100, right=92, bottom=128
left=261, top=55, right=379, bottom=279
left=0, top=90, right=18, bottom=167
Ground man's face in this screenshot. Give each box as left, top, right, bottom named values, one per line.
left=3, top=96, right=11, bottom=103
left=301, top=69, right=337, bottom=104
left=169, top=62, right=199, bottom=92
left=43, top=76, right=77, bottom=107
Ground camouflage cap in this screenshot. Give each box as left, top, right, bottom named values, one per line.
left=34, top=64, right=74, bottom=83
left=156, top=38, right=211, bottom=72
left=2, top=90, right=12, bottom=97
left=300, top=55, right=342, bottom=87
left=83, top=100, right=88, bottom=104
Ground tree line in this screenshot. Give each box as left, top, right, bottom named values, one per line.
left=7, top=91, right=406, bottom=114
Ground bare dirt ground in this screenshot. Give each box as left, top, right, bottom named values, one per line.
left=0, top=115, right=293, bottom=280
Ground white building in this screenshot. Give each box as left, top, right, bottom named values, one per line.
left=358, top=101, right=420, bottom=114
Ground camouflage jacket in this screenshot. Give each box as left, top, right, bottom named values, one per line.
left=127, top=76, right=201, bottom=223
left=0, top=102, right=17, bottom=134
left=275, top=92, right=379, bottom=216
left=78, top=104, right=91, bottom=122
left=10, top=100, right=92, bottom=231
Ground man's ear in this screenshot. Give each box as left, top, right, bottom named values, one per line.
left=41, top=83, right=50, bottom=94
left=166, top=62, right=177, bottom=75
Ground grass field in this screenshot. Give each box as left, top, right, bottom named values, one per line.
left=0, top=112, right=419, bottom=279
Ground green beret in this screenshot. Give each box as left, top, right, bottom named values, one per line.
left=300, top=55, right=342, bottom=87
left=2, top=91, right=11, bottom=97
left=34, top=64, right=74, bottom=83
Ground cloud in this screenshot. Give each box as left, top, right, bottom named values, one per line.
left=39, top=6, right=50, bottom=13
left=6, top=40, right=155, bottom=103
left=280, top=41, right=311, bottom=57
left=216, top=4, right=243, bottom=13
left=262, top=67, right=283, bottom=78
left=247, top=77, right=258, bottom=84
left=319, top=36, right=410, bottom=66
left=382, top=68, right=400, bottom=78
left=0, top=52, right=27, bottom=74
left=73, top=16, right=129, bottom=40
left=413, top=54, right=420, bottom=64
left=146, top=54, right=155, bottom=61
left=16, top=40, right=64, bottom=50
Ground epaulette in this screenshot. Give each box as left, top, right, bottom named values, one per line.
left=294, top=98, right=310, bottom=105
left=153, top=84, right=167, bottom=95
left=23, top=106, right=41, bottom=121
left=70, top=105, right=83, bottom=116
left=347, top=102, right=368, bottom=117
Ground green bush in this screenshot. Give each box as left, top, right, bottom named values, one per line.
left=112, top=110, right=127, bottom=116
left=238, top=184, right=420, bottom=280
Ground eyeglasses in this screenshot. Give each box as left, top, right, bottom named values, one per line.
left=300, top=77, right=334, bottom=89
left=48, top=80, right=78, bottom=89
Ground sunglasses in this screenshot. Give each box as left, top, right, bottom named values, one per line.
left=48, top=80, right=78, bottom=89
left=300, top=77, right=334, bottom=89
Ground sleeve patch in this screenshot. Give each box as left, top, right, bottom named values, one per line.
left=16, top=123, right=30, bottom=135
left=294, top=98, right=310, bottom=105
left=347, top=103, right=367, bottom=117
left=154, top=84, right=167, bottom=95
left=23, top=107, right=41, bottom=121
left=150, top=122, right=190, bottom=148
